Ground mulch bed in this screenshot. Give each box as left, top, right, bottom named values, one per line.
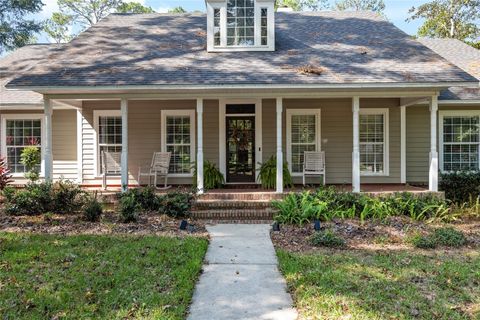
left=0, top=212, right=208, bottom=238
left=271, top=217, right=480, bottom=253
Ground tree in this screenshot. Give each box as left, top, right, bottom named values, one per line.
left=277, top=0, right=329, bottom=11
left=57, top=0, right=123, bottom=28
left=407, top=0, right=480, bottom=41
left=334, top=0, right=385, bottom=13
left=168, top=6, right=187, bottom=13
left=116, top=2, right=155, bottom=13
left=44, top=12, right=74, bottom=44
left=0, top=0, right=43, bottom=53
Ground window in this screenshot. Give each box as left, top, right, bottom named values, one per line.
left=440, top=112, right=480, bottom=172
left=286, top=109, right=321, bottom=175
left=227, top=0, right=255, bottom=46
left=214, top=8, right=221, bottom=46
left=161, top=110, right=196, bottom=176
left=261, top=8, right=268, bottom=46
left=207, top=0, right=274, bottom=51
left=94, top=111, right=122, bottom=175
left=1, top=115, right=43, bottom=175
left=359, top=109, right=389, bottom=175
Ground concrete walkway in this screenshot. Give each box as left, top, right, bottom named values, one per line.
left=188, top=224, right=298, bottom=320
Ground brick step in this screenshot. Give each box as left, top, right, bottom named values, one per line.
left=193, top=200, right=274, bottom=210
left=199, top=192, right=284, bottom=201
left=197, top=219, right=274, bottom=224
left=192, top=209, right=276, bottom=220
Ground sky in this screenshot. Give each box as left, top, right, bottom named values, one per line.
left=35, top=0, right=431, bottom=43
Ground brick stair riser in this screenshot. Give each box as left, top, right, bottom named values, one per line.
left=192, top=209, right=275, bottom=220
left=197, top=219, right=274, bottom=224
left=198, top=193, right=284, bottom=201
left=193, top=202, right=273, bottom=210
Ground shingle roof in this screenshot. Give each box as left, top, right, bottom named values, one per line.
left=6, top=12, right=478, bottom=89
left=418, top=38, right=480, bottom=101
left=1, top=44, right=61, bottom=105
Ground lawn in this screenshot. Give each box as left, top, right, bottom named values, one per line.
left=0, top=232, right=208, bottom=319
left=277, top=248, right=480, bottom=320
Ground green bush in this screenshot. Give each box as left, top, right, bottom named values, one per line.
left=192, top=160, right=225, bottom=190
left=440, top=171, right=480, bottom=204
left=119, top=193, right=140, bottom=222
left=409, top=233, right=437, bottom=249
left=273, top=187, right=451, bottom=224
left=310, top=229, right=346, bottom=248
left=409, top=227, right=467, bottom=249
left=257, top=155, right=293, bottom=189
left=20, top=146, right=41, bottom=182
left=158, top=190, right=195, bottom=218
left=2, top=181, right=86, bottom=216
left=117, top=187, right=160, bottom=212
left=433, top=227, right=466, bottom=247
left=83, top=196, right=103, bottom=222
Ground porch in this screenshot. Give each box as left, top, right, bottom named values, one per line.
left=5, top=91, right=442, bottom=193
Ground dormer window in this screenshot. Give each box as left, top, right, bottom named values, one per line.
left=207, top=0, right=275, bottom=52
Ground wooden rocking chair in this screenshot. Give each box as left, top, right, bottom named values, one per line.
left=101, top=151, right=121, bottom=190
left=137, top=152, right=171, bottom=189
left=303, top=151, right=326, bottom=186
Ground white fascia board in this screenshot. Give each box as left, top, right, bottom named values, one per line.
left=6, top=81, right=479, bottom=94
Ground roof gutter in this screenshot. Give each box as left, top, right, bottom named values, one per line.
left=5, top=81, right=479, bottom=93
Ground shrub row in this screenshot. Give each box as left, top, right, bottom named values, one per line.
left=272, top=187, right=451, bottom=225
left=440, top=171, right=480, bottom=204
left=117, top=187, right=195, bottom=222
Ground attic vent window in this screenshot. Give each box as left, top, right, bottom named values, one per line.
left=207, top=0, right=275, bottom=52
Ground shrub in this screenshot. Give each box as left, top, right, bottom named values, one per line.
left=2, top=180, right=86, bottom=215
left=310, top=229, right=346, bottom=248
left=0, top=157, right=13, bottom=190
left=272, top=187, right=451, bottom=224
left=409, top=233, right=437, bottom=249
left=433, top=227, right=466, bottom=247
left=119, top=192, right=140, bottom=222
left=257, top=155, right=293, bottom=189
left=409, top=227, right=466, bottom=249
left=117, top=187, right=160, bottom=212
left=20, top=146, right=41, bottom=182
left=83, top=195, right=103, bottom=222
left=440, top=171, right=480, bottom=204
left=192, top=160, right=225, bottom=190
left=158, top=189, right=195, bottom=218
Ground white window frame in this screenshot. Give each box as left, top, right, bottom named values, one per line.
left=161, top=110, right=196, bottom=178
left=0, top=114, right=45, bottom=178
left=93, top=110, right=122, bottom=177
left=206, top=0, right=275, bottom=52
left=359, top=108, right=390, bottom=176
left=439, top=110, right=480, bottom=173
left=286, top=109, right=322, bottom=177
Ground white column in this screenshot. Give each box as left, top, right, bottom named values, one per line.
left=352, top=97, right=360, bottom=193
left=276, top=97, right=283, bottom=193
left=121, top=99, right=129, bottom=192
left=43, top=97, right=53, bottom=181
left=76, top=108, right=83, bottom=184
left=400, top=106, right=406, bottom=184
left=429, top=96, right=439, bottom=192
left=196, top=98, right=204, bottom=194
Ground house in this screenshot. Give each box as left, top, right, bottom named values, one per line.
left=1, top=0, right=479, bottom=194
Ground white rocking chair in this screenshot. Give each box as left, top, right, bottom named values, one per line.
left=303, top=151, right=326, bottom=186
left=137, top=152, right=171, bottom=189
left=101, top=151, right=121, bottom=190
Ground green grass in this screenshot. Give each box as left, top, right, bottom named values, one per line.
left=277, top=249, right=480, bottom=319
left=0, top=233, right=208, bottom=319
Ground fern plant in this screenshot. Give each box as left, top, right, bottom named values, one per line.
left=192, top=160, right=225, bottom=190
left=257, top=155, right=293, bottom=189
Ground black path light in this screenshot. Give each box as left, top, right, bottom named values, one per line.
left=179, top=220, right=188, bottom=230
left=272, top=221, right=280, bottom=232
left=314, top=219, right=321, bottom=231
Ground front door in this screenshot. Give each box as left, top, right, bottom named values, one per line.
left=226, top=116, right=255, bottom=183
